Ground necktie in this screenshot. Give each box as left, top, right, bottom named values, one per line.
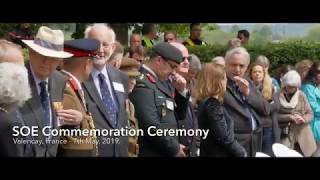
left=233, top=83, right=257, bottom=130
left=39, top=81, right=51, bottom=130
left=98, top=73, right=118, bottom=127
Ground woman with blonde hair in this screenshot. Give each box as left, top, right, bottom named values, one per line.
left=295, top=59, right=313, bottom=82
left=246, top=62, right=280, bottom=156
left=195, top=63, right=246, bottom=157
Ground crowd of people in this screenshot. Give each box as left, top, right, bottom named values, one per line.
left=0, top=23, right=319, bottom=157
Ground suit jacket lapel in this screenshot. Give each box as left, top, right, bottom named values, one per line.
left=106, top=65, right=126, bottom=129
left=156, top=81, right=173, bottom=98
left=48, top=73, right=60, bottom=131
left=23, top=63, right=45, bottom=140
left=83, top=74, right=113, bottom=127
left=227, top=79, right=245, bottom=104
left=106, top=65, right=125, bottom=107
left=226, top=79, right=252, bottom=120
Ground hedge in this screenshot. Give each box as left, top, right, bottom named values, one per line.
left=22, top=40, right=320, bottom=76
left=187, top=40, right=320, bottom=75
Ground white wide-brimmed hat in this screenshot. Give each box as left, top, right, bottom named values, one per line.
left=22, top=26, right=73, bottom=58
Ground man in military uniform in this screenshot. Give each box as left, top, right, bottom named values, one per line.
left=120, top=57, right=141, bottom=157
left=57, top=38, right=100, bottom=157
left=129, top=42, right=186, bottom=157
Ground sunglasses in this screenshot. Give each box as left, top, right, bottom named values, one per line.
left=183, top=56, right=192, bottom=61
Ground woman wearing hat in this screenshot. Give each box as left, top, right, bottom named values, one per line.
left=120, top=57, right=141, bottom=157
left=274, top=70, right=316, bottom=157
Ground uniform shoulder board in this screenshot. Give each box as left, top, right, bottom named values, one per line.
left=68, top=78, right=80, bottom=91
left=139, top=74, right=145, bottom=80
left=135, top=83, right=146, bottom=88
left=146, top=73, right=156, bottom=84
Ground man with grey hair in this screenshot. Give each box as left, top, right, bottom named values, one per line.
left=82, top=23, right=130, bottom=157
left=168, top=42, right=200, bottom=157
left=223, top=47, right=271, bottom=157
left=184, top=54, right=201, bottom=156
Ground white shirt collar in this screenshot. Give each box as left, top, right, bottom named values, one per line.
left=92, top=65, right=108, bottom=79
left=30, top=63, right=49, bottom=95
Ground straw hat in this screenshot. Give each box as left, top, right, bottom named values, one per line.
left=22, top=26, right=73, bottom=58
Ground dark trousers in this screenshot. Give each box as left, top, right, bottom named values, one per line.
left=262, top=127, right=275, bottom=156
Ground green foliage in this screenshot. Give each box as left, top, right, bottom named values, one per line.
left=305, top=24, right=320, bottom=42
left=22, top=48, right=29, bottom=60
left=158, top=23, right=190, bottom=38
left=187, top=44, right=226, bottom=62
left=0, top=23, right=42, bottom=37
left=203, top=29, right=233, bottom=45
left=71, top=23, right=88, bottom=39
left=187, top=41, right=320, bottom=75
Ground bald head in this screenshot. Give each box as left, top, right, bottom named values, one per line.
left=0, top=40, right=24, bottom=65
left=169, top=42, right=189, bottom=74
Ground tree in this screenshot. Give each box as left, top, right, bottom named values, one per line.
left=260, top=25, right=273, bottom=37
left=0, top=23, right=43, bottom=38
left=231, top=24, right=240, bottom=34
left=72, top=23, right=89, bottom=39
left=305, top=24, right=320, bottom=42
left=204, top=29, right=233, bottom=45
left=250, top=24, right=273, bottom=44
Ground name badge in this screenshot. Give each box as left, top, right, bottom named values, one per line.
left=166, top=100, right=174, bottom=111
left=112, top=82, right=125, bottom=93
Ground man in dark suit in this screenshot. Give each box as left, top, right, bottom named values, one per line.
left=223, top=47, right=271, bottom=157
left=17, top=26, right=82, bottom=157
left=82, top=23, right=129, bottom=157
left=165, top=42, right=200, bottom=157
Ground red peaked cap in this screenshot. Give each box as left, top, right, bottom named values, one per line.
left=64, top=38, right=100, bottom=58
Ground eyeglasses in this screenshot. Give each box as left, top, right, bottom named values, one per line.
left=183, top=56, right=192, bottom=61
left=102, top=42, right=113, bottom=48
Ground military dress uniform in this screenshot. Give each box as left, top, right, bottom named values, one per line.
left=57, top=39, right=100, bottom=157
left=129, top=43, right=184, bottom=157
left=120, top=58, right=141, bottom=157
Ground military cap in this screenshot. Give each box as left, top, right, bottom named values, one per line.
left=120, top=57, right=141, bottom=77
left=64, top=38, right=100, bottom=58
left=152, top=42, right=183, bottom=64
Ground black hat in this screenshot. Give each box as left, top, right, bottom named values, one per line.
left=64, top=39, right=100, bottom=58
left=152, top=42, right=183, bottom=64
